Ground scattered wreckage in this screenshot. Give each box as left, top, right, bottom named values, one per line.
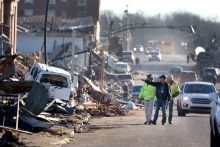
left=0, top=55, right=136, bottom=146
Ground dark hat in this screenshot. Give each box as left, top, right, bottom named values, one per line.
left=146, top=74, right=153, bottom=79
left=159, top=75, right=166, bottom=79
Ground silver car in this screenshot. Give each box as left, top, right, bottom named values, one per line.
left=177, top=82, right=218, bottom=116
left=148, top=51, right=161, bottom=61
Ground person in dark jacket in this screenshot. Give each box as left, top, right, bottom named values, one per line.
left=145, top=75, right=171, bottom=125
left=122, top=83, right=129, bottom=100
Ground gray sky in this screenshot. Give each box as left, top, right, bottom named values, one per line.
left=100, top=0, right=219, bottom=20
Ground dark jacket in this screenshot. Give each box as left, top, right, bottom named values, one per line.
left=145, top=80, right=171, bottom=100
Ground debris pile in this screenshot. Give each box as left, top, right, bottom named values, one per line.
left=0, top=52, right=136, bottom=146
left=0, top=130, right=25, bottom=147
left=76, top=76, right=135, bottom=117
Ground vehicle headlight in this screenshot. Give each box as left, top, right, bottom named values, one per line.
left=134, top=48, right=136, bottom=51
left=183, top=97, right=189, bottom=101
left=148, top=55, right=152, bottom=57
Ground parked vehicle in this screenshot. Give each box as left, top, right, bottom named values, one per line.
left=122, top=51, right=135, bottom=63
left=169, top=66, right=183, bottom=78
left=203, top=75, right=217, bottom=85
left=178, top=71, right=198, bottom=84
left=114, top=62, right=130, bottom=74
left=202, top=67, right=220, bottom=80
left=148, top=51, right=161, bottom=61
left=210, top=94, right=220, bottom=147
left=25, top=63, right=73, bottom=102
left=133, top=45, right=144, bottom=53
left=105, top=73, right=134, bottom=89
left=117, top=74, right=134, bottom=88
left=145, top=47, right=154, bottom=55
left=129, top=84, right=142, bottom=99
left=177, top=82, right=218, bottom=116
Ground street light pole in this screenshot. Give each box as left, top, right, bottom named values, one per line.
left=44, top=0, right=50, bottom=64
left=124, top=5, right=128, bottom=50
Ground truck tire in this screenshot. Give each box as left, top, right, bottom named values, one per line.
left=177, top=102, right=186, bottom=116
left=211, top=128, right=217, bottom=147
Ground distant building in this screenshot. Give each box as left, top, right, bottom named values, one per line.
left=18, top=0, right=100, bottom=22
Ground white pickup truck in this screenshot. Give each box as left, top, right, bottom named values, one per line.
left=25, top=63, right=73, bottom=102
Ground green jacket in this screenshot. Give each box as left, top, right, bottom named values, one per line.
left=139, top=83, right=156, bottom=100
left=169, top=81, right=180, bottom=99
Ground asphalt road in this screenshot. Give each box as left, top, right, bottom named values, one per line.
left=66, top=112, right=210, bottom=147
left=133, top=53, right=195, bottom=75
left=65, top=53, right=211, bottom=147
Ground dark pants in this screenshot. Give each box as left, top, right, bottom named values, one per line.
left=124, top=92, right=128, bottom=100
left=168, top=100, right=174, bottom=123
left=153, top=99, right=167, bottom=124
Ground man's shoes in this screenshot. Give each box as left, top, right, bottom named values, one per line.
left=152, top=121, right=156, bottom=125
left=144, top=121, right=151, bottom=125
left=169, top=122, right=172, bottom=124
left=150, top=120, right=154, bottom=124
left=162, top=123, right=166, bottom=125
left=146, top=122, right=151, bottom=125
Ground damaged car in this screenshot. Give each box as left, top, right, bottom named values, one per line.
left=25, top=63, right=74, bottom=102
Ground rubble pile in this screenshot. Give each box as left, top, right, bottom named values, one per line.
left=86, top=105, right=128, bottom=117
left=18, top=52, right=43, bottom=68
left=0, top=51, right=135, bottom=146
left=77, top=76, right=134, bottom=117
left=0, top=130, right=25, bottom=147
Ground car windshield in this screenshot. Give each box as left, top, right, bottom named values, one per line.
left=135, top=45, right=142, bottom=48
left=184, top=84, right=215, bottom=94
left=132, top=85, right=142, bottom=92
left=115, top=64, right=128, bottom=69
left=40, top=74, right=68, bottom=88
left=123, top=52, right=132, bottom=56
left=118, top=75, right=132, bottom=80
left=150, top=52, right=159, bottom=55
left=205, top=69, right=216, bottom=74
left=170, top=67, right=182, bottom=73
left=181, top=72, right=196, bottom=77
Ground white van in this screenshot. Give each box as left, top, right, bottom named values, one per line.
left=25, top=63, right=73, bottom=102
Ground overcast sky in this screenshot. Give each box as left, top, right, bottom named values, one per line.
left=100, top=0, right=219, bottom=20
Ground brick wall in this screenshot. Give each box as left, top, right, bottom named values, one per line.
left=18, top=0, right=100, bottom=23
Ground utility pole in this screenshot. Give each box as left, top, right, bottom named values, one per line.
left=44, top=0, right=49, bottom=64
left=125, top=5, right=128, bottom=50
left=123, top=5, right=129, bottom=51
left=63, top=31, right=66, bottom=66
left=100, top=49, right=104, bottom=90
left=71, top=30, right=76, bottom=86
left=88, top=48, right=92, bottom=79
left=83, top=33, right=88, bottom=67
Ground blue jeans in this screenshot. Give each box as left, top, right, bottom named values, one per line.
left=153, top=99, right=167, bottom=124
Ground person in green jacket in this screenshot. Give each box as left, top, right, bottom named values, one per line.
left=166, top=74, right=180, bottom=124
left=139, top=74, right=156, bottom=125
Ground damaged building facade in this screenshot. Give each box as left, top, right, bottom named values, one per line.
left=0, top=0, right=19, bottom=80
left=0, top=0, right=19, bottom=54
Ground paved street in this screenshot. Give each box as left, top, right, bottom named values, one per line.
left=65, top=53, right=211, bottom=147
left=66, top=112, right=210, bottom=147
